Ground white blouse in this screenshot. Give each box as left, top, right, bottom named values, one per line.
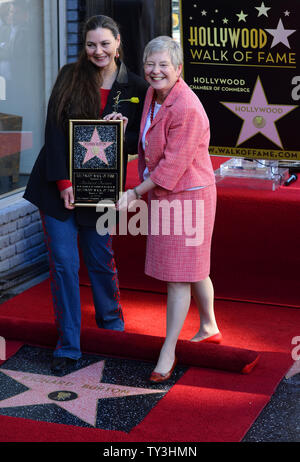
left=142, top=102, right=161, bottom=180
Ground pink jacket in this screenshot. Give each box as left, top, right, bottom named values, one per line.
left=138, top=77, right=215, bottom=196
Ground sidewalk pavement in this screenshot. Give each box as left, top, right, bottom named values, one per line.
left=243, top=370, right=300, bottom=442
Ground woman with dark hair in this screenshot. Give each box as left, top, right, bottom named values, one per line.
left=24, top=15, right=148, bottom=372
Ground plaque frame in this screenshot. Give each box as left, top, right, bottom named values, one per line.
left=69, top=119, right=123, bottom=207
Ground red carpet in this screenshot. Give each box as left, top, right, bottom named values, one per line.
left=0, top=318, right=259, bottom=374
left=0, top=280, right=299, bottom=442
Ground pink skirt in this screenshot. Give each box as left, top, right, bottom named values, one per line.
left=145, top=184, right=217, bottom=282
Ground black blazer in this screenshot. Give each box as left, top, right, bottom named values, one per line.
left=24, top=62, right=148, bottom=226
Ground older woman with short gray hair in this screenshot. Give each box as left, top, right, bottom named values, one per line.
left=118, top=36, right=221, bottom=382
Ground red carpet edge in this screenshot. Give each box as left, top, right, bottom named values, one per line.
left=0, top=317, right=259, bottom=374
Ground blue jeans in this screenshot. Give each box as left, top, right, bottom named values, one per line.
left=40, top=213, right=124, bottom=359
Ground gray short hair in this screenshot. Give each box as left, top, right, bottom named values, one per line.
left=143, top=36, right=183, bottom=69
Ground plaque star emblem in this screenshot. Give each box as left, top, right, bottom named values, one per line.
left=255, top=2, right=271, bottom=18
left=0, top=361, right=163, bottom=427
left=221, top=76, right=298, bottom=148
left=265, top=18, right=296, bottom=49
left=79, top=127, right=114, bottom=165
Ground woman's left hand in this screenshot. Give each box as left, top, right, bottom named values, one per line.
left=103, top=112, right=128, bottom=133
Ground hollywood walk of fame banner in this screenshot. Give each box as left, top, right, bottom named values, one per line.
left=69, top=119, right=123, bottom=207
left=179, top=0, right=300, bottom=161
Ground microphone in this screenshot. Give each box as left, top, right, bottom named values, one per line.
left=284, top=173, right=298, bottom=186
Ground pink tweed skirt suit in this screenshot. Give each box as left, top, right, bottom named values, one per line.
left=138, top=78, right=216, bottom=282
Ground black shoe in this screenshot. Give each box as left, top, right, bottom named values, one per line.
left=51, top=357, right=77, bottom=373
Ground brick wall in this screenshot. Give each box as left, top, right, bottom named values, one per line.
left=0, top=195, right=48, bottom=295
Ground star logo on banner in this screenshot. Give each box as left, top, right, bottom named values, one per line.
left=236, top=10, right=248, bottom=22
left=0, top=362, right=163, bottom=427
left=220, top=76, right=298, bottom=148
left=255, top=2, right=271, bottom=18
left=265, top=18, right=296, bottom=49
left=79, top=127, right=114, bottom=165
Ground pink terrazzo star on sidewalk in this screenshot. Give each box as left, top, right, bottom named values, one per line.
left=0, top=362, right=162, bottom=427
left=286, top=360, right=300, bottom=379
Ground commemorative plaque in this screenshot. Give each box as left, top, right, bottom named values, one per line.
left=69, top=119, right=123, bottom=207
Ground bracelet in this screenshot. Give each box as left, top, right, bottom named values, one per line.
left=133, top=187, right=141, bottom=200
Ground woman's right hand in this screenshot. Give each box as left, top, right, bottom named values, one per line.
left=116, top=189, right=138, bottom=211
left=103, top=112, right=128, bottom=134
left=60, top=186, right=75, bottom=209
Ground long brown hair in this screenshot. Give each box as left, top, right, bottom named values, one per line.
left=50, top=15, right=123, bottom=128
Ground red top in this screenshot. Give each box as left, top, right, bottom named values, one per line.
left=99, top=88, right=110, bottom=116
left=57, top=88, right=111, bottom=192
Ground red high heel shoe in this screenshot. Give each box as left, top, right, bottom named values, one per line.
left=192, top=332, right=222, bottom=344
left=149, top=357, right=178, bottom=383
